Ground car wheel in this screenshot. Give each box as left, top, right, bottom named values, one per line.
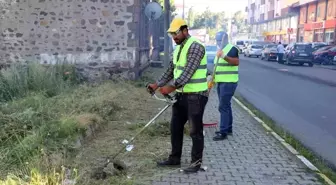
left=308, top=62, right=314, bottom=67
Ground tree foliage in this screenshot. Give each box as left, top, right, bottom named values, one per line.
left=187, top=9, right=249, bottom=38
left=232, top=10, right=249, bottom=33
left=191, top=8, right=227, bottom=30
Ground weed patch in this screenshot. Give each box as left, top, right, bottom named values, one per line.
left=0, top=66, right=174, bottom=184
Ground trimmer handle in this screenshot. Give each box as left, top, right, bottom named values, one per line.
left=145, top=82, right=176, bottom=103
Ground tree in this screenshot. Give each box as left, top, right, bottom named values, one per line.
left=187, top=7, right=195, bottom=28
left=232, top=11, right=249, bottom=33
left=192, top=9, right=227, bottom=30
left=190, top=9, right=228, bottom=39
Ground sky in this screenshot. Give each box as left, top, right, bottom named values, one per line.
left=174, top=0, right=248, bottom=15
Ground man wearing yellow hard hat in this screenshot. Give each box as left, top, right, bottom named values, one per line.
left=148, top=18, right=208, bottom=173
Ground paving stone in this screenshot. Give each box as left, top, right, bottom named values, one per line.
left=151, top=90, right=322, bottom=185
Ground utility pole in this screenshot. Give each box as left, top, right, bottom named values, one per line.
left=164, top=0, right=170, bottom=68
left=182, top=0, right=185, bottom=19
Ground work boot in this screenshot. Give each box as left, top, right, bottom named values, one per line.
left=183, top=163, right=201, bottom=174
left=157, top=158, right=181, bottom=167
left=213, top=133, right=228, bottom=141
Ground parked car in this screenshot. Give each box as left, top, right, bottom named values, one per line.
left=311, top=42, right=328, bottom=51
left=324, top=46, right=336, bottom=65
left=205, top=45, right=218, bottom=74
left=260, top=44, right=278, bottom=61
left=235, top=40, right=245, bottom=53
left=244, top=44, right=263, bottom=57
left=283, top=43, right=314, bottom=66
left=240, top=39, right=259, bottom=54
left=312, top=45, right=333, bottom=64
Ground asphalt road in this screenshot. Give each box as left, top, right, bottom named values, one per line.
left=237, top=55, right=336, bottom=168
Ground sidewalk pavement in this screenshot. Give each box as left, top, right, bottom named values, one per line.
left=152, top=90, right=322, bottom=185
left=243, top=57, right=336, bottom=87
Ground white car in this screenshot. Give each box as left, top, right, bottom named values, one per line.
left=244, top=44, right=263, bottom=57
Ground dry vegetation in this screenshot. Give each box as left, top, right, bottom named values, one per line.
left=0, top=64, right=180, bottom=185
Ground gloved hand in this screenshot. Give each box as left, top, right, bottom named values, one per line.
left=148, top=83, right=158, bottom=91
left=208, top=81, right=215, bottom=89
left=147, top=83, right=158, bottom=95
left=159, top=85, right=176, bottom=95
left=207, top=76, right=214, bottom=89
left=216, top=50, right=226, bottom=58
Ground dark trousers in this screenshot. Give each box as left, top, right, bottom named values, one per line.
left=217, top=82, right=238, bottom=134
left=169, top=93, right=208, bottom=164
left=277, top=53, right=284, bottom=62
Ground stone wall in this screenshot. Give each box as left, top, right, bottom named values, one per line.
left=0, top=0, right=151, bottom=80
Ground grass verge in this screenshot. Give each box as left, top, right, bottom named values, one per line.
left=0, top=65, right=175, bottom=184
left=235, top=93, right=336, bottom=184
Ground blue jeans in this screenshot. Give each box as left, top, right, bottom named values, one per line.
left=217, top=82, right=238, bottom=134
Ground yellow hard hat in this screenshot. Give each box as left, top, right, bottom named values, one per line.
left=167, top=18, right=187, bottom=33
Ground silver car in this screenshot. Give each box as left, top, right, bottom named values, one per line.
left=244, top=44, right=263, bottom=57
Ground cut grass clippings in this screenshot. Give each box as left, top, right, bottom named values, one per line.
left=234, top=93, right=336, bottom=184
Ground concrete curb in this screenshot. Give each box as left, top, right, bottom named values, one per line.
left=248, top=60, right=336, bottom=87
left=233, top=96, right=335, bottom=185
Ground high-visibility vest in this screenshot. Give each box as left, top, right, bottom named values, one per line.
left=213, top=44, right=239, bottom=83
left=173, top=37, right=208, bottom=93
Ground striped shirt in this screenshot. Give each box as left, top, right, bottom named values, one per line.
left=157, top=36, right=209, bottom=97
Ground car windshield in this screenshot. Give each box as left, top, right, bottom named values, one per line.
left=252, top=45, right=263, bottom=49
left=295, top=44, right=312, bottom=52
left=236, top=41, right=244, bottom=45
left=267, top=45, right=277, bottom=48
left=315, top=46, right=332, bottom=52
left=253, top=41, right=267, bottom=46
left=206, top=45, right=217, bottom=51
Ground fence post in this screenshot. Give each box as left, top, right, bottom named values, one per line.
left=163, top=0, right=170, bottom=69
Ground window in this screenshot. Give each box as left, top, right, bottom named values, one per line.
left=252, top=45, right=263, bottom=49
left=300, top=7, right=307, bottom=24
left=325, top=30, right=335, bottom=44
left=266, top=44, right=277, bottom=48
left=236, top=41, right=244, bottom=45
left=330, top=46, right=336, bottom=52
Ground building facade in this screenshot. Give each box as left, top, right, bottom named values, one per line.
left=247, top=0, right=300, bottom=44
left=297, top=0, right=335, bottom=44
left=247, top=0, right=336, bottom=44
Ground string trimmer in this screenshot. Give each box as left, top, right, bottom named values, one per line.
left=92, top=83, right=176, bottom=180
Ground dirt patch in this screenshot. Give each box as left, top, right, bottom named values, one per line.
left=65, top=67, right=178, bottom=184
